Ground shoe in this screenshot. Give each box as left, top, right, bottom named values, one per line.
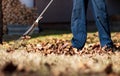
left=70, top=46, right=82, bottom=55
left=72, top=47, right=81, bottom=51
left=102, top=45, right=117, bottom=52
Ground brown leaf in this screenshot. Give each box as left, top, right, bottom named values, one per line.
left=104, top=63, right=113, bottom=74
left=2, top=62, right=17, bottom=73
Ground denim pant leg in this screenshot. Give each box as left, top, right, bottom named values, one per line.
left=71, top=0, right=87, bottom=49
left=91, top=0, right=113, bottom=47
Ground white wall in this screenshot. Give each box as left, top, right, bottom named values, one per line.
left=19, top=0, right=34, bottom=8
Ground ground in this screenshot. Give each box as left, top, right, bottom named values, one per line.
left=0, top=30, right=120, bottom=76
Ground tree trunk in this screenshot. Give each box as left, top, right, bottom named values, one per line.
left=0, top=0, right=3, bottom=44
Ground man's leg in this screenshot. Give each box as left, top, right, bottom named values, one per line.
left=91, top=0, right=113, bottom=48
left=71, top=0, right=88, bottom=49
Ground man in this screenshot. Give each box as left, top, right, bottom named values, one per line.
left=71, top=0, right=113, bottom=51
left=0, top=0, right=3, bottom=44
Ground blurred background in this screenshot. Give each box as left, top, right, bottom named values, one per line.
left=35, top=0, right=120, bottom=23
left=35, top=0, right=120, bottom=32
left=2, top=0, right=120, bottom=35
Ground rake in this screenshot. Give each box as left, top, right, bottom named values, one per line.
left=10, top=0, right=53, bottom=49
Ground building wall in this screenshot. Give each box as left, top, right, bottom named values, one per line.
left=35, top=0, right=120, bottom=23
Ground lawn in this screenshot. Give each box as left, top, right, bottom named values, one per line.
left=0, top=30, right=120, bottom=76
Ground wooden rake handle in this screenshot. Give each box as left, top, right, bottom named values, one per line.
left=23, top=0, right=54, bottom=36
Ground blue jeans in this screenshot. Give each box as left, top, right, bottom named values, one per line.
left=71, top=0, right=113, bottom=49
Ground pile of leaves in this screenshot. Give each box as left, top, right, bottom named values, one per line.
left=7, top=38, right=119, bottom=55
left=0, top=32, right=120, bottom=76
left=2, top=0, right=38, bottom=33
left=5, top=32, right=120, bottom=56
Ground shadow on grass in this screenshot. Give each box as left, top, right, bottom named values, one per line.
left=3, top=22, right=120, bottom=42
left=3, top=29, right=72, bottom=42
